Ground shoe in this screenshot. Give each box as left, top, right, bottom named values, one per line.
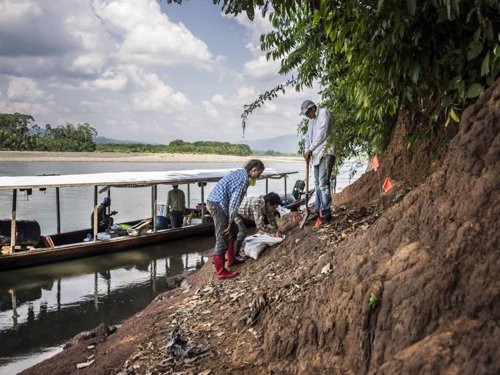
left=320, top=210, right=332, bottom=224
left=234, top=240, right=248, bottom=262
left=307, top=211, right=319, bottom=222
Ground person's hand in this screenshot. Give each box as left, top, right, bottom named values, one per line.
left=274, top=230, right=283, bottom=238
left=304, top=150, right=312, bottom=161
left=223, top=223, right=232, bottom=235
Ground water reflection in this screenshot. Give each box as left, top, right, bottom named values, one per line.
left=0, top=235, right=212, bottom=373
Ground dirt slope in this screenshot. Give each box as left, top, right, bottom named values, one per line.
left=22, top=80, right=500, bottom=375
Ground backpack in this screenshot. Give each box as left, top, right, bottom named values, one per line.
left=292, top=179, right=305, bottom=200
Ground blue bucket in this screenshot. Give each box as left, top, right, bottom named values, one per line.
left=155, top=216, right=169, bottom=230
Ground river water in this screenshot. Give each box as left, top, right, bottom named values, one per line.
left=0, top=159, right=365, bottom=374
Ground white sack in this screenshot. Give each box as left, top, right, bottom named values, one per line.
left=244, top=233, right=285, bottom=260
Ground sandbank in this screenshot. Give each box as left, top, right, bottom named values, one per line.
left=0, top=151, right=301, bottom=163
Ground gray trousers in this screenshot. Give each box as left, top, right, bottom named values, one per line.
left=207, top=200, right=229, bottom=255
left=233, top=215, right=248, bottom=242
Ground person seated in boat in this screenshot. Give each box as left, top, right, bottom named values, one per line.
left=91, top=197, right=117, bottom=232
left=233, top=192, right=284, bottom=261
left=167, top=184, right=186, bottom=228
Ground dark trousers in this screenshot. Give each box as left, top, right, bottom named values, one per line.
left=170, top=211, right=183, bottom=228
left=207, top=201, right=228, bottom=255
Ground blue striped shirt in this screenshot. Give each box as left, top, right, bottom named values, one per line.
left=207, top=169, right=249, bottom=222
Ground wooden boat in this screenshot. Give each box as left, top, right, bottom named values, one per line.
left=0, top=168, right=300, bottom=271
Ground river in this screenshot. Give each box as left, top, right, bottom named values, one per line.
left=0, top=159, right=365, bottom=374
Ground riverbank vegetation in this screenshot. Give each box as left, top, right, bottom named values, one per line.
left=96, top=140, right=252, bottom=156
left=0, top=113, right=252, bottom=156
left=208, top=0, right=499, bottom=164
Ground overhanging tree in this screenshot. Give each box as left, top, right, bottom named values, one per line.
left=168, top=0, right=499, bottom=163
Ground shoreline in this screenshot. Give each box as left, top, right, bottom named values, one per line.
left=0, top=151, right=302, bottom=163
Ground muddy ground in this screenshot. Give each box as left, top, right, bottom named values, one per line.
left=21, top=80, right=500, bottom=375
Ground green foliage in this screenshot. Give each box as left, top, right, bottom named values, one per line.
left=369, top=292, right=379, bottom=309
left=97, top=140, right=252, bottom=156
left=0, top=113, right=35, bottom=150
left=37, top=123, right=97, bottom=151
left=0, top=113, right=97, bottom=152
left=171, top=0, right=499, bottom=165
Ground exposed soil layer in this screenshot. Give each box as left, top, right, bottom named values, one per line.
left=22, top=80, right=500, bottom=375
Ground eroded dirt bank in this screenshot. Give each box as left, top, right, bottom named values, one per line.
left=22, top=81, right=500, bottom=375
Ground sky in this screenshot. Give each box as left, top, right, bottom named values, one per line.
left=0, top=0, right=320, bottom=144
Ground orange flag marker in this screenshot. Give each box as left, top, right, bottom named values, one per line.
left=382, top=177, right=393, bottom=192
left=372, top=155, right=379, bottom=171
left=314, top=211, right=322, bottom=228
left=314, top=217, right=321, bottom=228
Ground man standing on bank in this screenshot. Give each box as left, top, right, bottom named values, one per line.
left=207, top=159, right=265, bottom=280
left=167, top=184, right=186, bottom=228
left=300, top=100, right=336, bottom=224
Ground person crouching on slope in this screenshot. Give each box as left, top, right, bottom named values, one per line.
left=233, top=192, right=283, bottom=260
left=207, top=159, right=265, bottom=280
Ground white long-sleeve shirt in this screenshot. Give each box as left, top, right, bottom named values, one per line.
left=305, top=107, right=336, bottom=166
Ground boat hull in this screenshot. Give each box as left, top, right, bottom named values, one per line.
left=0, top=192, right=309, bottom=272
left=0, top=223, right=214, bottom=272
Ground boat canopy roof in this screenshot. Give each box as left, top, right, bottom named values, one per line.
left=0, top=168, right=297, bottom=190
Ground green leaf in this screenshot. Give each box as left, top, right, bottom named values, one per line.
left=456, top=81, right=465, bottom=98
left=409, top=61, right=420, bottom=83
left=312, top=10, right=321, bottom=26
left=467, top=83, right=483, bottom=98
left=467, top=41, right=483, bottom=61
left=448, top=76, right=461, bottom=90
left=481, top=52, right=490, bottom=76
left=407, top=0, right=416, bottom=16
left=494, top=45, right=500, bottom=58
left=369, top=292, right=379, bottom=309
left=245, top=5, right=254, bottom=21
left=450, top=108, right=460, bottom=122
left=441, top=96, right=453, bottom=107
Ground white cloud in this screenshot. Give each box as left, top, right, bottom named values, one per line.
left=82, top=68, right=128, bottom=91
left=0, top=0, right=42, bottom=20
left=93, top=0, right=215, bottom=69
left=128, top=67, right=190, bottom=112
left=7, top=77, right=45, bottom=102
left=243, top=55, right=281, bottom=80
left=232, top=10, right=274, bottom=46
left=202, top=100, right=219, bottom=118
left=0, top=77, right=51, bottom=116
left=119, top=23, right=214, bottom=69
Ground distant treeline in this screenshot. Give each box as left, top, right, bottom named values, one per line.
left=97, top=140, right=252, bottom=156
left=0, top=113, right=251, bottom=155
left=0, top=113, right=97, bottom=151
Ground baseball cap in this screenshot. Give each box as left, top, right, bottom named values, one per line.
left=300, top=100, right=315, bottom=116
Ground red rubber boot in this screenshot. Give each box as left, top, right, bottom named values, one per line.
left=226, top=239, right=245, bottom=267
left=213, top=253, right=238, bottom=280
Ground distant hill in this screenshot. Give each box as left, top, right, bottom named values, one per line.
left=240, top=134, right=300, bottom=155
